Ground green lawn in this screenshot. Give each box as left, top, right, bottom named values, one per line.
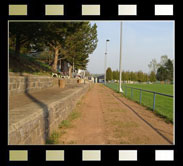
left=105, top=83, right=174, bottom=123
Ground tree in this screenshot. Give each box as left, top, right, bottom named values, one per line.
left=156, top=57, right=173, bottom=82
left=160, top=55, right=168, bottom=66
left=149, top=71, right=156, bottom=82
left=9, top=22, right=98, bottom=73
left=106, top=67, right=113, bottom=81
left=130, top=71, right=137, bottom=81
left=125, top=71, right=130, bottom=82
left=148, top=58, right=160, bottom=74
left=156, top=66, right=167, bottom=81
left=39, top=22, right=84, bottom=71
left=122, top=71, right=126, bottom=81
left=137, top=71, right=144, bottom=82
left=9, top=22, right=43, bottom=54
left=165, top=59, right=173, bottom=81
left=112, top=70, right=119, bottom=80
left=40, top=22, right=98, bottom=72
left=63, top=22, right=98, bottom=70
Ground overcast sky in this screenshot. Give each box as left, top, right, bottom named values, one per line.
left=87, top=21, right=174, bottom=74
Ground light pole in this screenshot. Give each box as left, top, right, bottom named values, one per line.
left=104, top=39, right=110, bottom=85
left=119, top=22, right=124, bottom=93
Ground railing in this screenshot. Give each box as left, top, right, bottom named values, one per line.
left=122, top=86, right=173, bottom=121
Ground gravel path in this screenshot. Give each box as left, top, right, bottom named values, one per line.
left=58, top=84, right=173, bottom=145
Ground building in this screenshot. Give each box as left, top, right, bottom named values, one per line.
left=97, top=75, right=104, bottom=83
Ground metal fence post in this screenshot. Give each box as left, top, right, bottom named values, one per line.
left=131, top=88, right=133, bottom=99
left=122, top=86, right=173, bottom=113
left=139, top=89, right=142, bottom=104
left=153, top=92, right=156, bottom=111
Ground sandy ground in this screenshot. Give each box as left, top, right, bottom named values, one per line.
left=58, top=84, right=173, bottom=145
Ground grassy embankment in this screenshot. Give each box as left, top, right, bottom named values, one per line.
left=9, top=50, right=52, bottom=75
left=106, top=83, right=174, bottom=123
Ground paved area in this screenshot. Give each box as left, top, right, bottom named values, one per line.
left=58, top=84, right=173, bottom=145
left=9, top=84, right=86, bottom=126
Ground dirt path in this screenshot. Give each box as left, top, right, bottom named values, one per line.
left=58, top=84, right=173, bottom=145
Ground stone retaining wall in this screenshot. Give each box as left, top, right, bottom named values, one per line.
left=9, top=84, right=90, bottom=145
left=8, top=75, right=78, bottom=96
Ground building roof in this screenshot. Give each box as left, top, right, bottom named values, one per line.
left=97, top=75, right=104, bottom=79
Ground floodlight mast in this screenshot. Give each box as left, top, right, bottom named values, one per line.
left=119, top=22, right=124, bottom=93
left=104, top=39, right=110, bottom=85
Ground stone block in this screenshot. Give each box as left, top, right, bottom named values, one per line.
left=59, top=80, right=65, bottom=88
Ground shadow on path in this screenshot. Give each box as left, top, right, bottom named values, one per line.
left=111, top=93, right=173, bottom=144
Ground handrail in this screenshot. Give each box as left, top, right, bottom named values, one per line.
left=122, top=86, right=173, bottom=98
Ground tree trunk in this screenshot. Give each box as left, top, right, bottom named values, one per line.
left=59, top=59, right=62, bottom=72
left=73, top=57, right=74, bottom=73
left=69, top=66, right=72, bottom=78
left=52, top=47, right=59, bottom=72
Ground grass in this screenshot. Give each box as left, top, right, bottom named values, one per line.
left=59, top=120, right=72, bottom=129
left=46, top=131, right=61, bottom=144
left=9, top=49, right=53, bottom=75
left=46, top=111, right=81, bottom=144
left=59, top=111, right=81, bottom=129
left=105, top=83, right=174, bottom=123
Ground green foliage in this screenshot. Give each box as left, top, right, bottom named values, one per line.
left=63, top=22, right=98, bottom=70
left=149, top=71, right=156, bottom=82
left=130, top=71, right=137, bottom=81
left=9, top=22, right=98, bottom=72
left=112, top=70, right=119, bottom=80
left=46, top=131, right=60, bottom=144
left=106, top=68, right=158, bottom=83
left=137, top=71, right=144, bottom=82
left=106, top=83, right=173, bottom=123
left=9, top=49, right=52, bottom=74
left=9, top=22, right=44, bottom=54
left=156, top=58, right=173, bottom=82
left=59, top=111, right=81, bottom=129
left=106, top=67, right=113, bottom=81
left=148, top=58, right=160, bottom=74
left=69, top=111, right=81, bottom=121
left=59, top=120, right=72, bottom=129
left=148, top=55, right=173, bottom=82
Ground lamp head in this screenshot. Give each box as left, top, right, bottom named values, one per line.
left=106, top=39, right=110, bottom=42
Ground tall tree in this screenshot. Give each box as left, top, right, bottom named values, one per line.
left=63, top=22, right=98, bottom=70
left=39, top=22, right=84, bottom=71
left=131, top=71, right=137, bottom=81
left=137, top=71, right=144, bottom=82
left=156, top=57, right=173, bottom=82
left=156, top=66, right=167, bottom=81
left=9, top=22, right=43, bottom=54
left=160, top=55, right=168, bottom=66
left=149, top=71, right=156, bottom=82
left=106, top=67, right=113, bottom=81
left=165, top=59, right=173, bottom=81
left=113, top=70, right=119, bottom=80
left=148, top=58, right=160, bottom=74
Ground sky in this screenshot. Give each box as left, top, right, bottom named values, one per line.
left=87, top=21, right=174, bottom=74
